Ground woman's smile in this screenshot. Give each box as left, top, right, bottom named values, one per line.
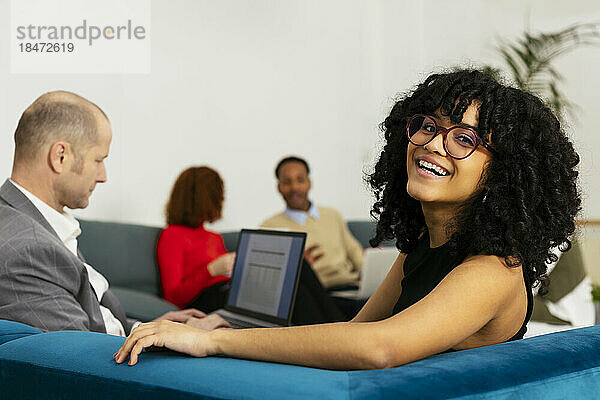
left=414, top=155, right=452, bottom=178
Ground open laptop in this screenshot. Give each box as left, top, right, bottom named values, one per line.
left=214, top=229, right=306, bottom=328
left=330, top=247, right=399, bottom=299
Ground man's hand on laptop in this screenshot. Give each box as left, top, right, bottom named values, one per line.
left=153, top=308, right=207, bottom=323
left=153, top=309, right=230, bottom=330
left=304, top=244, right=324, bottom=265
left=186, top=314, right=231, bottom=330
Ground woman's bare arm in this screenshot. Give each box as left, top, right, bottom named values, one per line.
left=351, top=253, right=406, bottom=322
left=115, top=256, right=524, bottom=370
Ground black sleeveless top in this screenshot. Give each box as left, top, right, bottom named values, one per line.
left=393, top=235, right=533, bottom=342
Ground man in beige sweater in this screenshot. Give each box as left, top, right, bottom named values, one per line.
left=261, top=156, right=364, bottom=289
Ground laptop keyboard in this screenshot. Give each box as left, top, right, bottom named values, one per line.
left=224, top=316, right=262, bottom=329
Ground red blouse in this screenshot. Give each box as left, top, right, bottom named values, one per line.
left=157, top=224, right=230, bottom=308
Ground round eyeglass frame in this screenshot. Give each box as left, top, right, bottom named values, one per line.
left=406, top=114, right=495, bottom=160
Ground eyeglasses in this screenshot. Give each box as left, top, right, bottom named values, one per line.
left=406, top=114, right=495, bottom=160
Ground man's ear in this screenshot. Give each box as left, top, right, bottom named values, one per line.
left=277, top=181, right=283, bottom=195
left=48, top=142, right=68, bottom=173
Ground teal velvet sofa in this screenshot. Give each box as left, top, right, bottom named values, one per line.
left=3, top=220, right=599, bottom=398
left=76, top=219, right=382, bottom=321
left=1, top=319, right=600, bottom=399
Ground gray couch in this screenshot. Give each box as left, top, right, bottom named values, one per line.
left=78, top=219, right=381, bottom=321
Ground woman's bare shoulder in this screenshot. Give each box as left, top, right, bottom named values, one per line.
left=458, top=254, right=524, bottom=287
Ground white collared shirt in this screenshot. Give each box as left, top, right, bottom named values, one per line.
left=284, top=202, right=320, bottom=225
left=10, top=180, right=125, bottom=336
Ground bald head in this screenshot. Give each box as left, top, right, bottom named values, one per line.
left=13, top=91, right=108, bottom=163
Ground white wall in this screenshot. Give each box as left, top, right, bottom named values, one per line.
left=1, top=0, right=599, bottom=231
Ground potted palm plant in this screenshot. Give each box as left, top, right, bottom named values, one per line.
left=483, top=22, right=600, bottom=122
left=484, top=23, right=600, bottom=322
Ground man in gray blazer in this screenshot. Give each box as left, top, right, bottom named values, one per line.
left=0, top=91, right=227, bottom=335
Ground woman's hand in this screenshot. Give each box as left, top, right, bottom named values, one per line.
left=114, top=320, right=217, bottom=366
left=207, top=252, right=236, bottom=277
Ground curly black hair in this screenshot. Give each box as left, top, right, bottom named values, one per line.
left=368, top=69, right=581, bottom=293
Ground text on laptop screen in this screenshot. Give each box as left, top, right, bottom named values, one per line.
left=227, top=232, right=304, bottom=319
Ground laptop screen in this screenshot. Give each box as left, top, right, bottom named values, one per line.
left=225, top=229, right=306, bottom=325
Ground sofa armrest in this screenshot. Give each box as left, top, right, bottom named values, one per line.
left=1, top=326, right=600, bottom=399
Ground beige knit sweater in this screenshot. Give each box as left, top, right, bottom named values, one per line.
left=261, top=206, right=363, bottom=288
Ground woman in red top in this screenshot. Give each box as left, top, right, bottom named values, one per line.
left=158, top=166, right=345, bottom=323
left=157, top=166, right=235, bottom=312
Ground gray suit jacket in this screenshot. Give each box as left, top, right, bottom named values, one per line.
left=0, top=179, right=132, bottom=334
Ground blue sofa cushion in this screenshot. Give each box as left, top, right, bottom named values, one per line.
left=220, top=231, right=240, bottom=253
left=1, top=321, right=600, bottom=399
left=78, top=220, right=162, bottom=296
left=0, top=320, right=41, bottom=345
left=347, top=220, right=395, bottom=248
left=110, top=287, right=179, bottom=322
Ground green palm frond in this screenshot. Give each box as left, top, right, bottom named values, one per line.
left=489, top=23, right=600, bottom=122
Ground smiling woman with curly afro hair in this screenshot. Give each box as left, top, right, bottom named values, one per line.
left=369, top=69, right=580, bottom=297
left=116, top=69, right=581, bottom=370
